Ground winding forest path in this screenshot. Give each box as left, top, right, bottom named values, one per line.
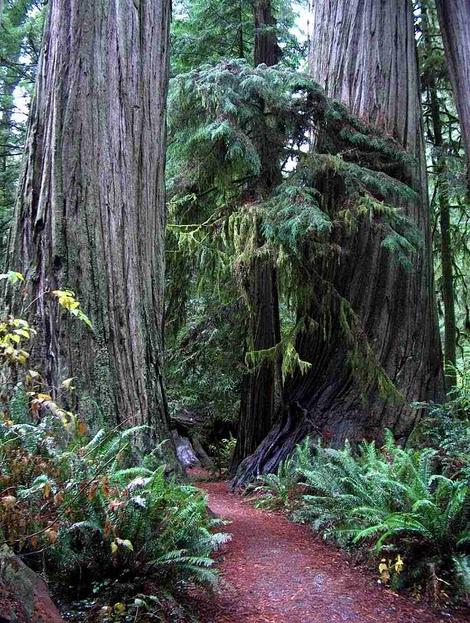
left=189, top=477, right=467, bottom=623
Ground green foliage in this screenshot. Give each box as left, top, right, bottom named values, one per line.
left=0, top=409, right=228, bottom=589
left=208, top=435, right=237, bottom=476
left=166, top=296, right=244, bottom=426
left=413, top=352, right=470, bottom=479
left=171, top=0, right=306, bottom=75
left=291, top=434, right=470, bottom=597
left=250, top=456, right=298, bottom=511
left=454, top=555, right=470, bottom=597
left=167, top=61, right=416, bottom=273
left=248, top=438, right=313, bottom=511
left=167, top=60, right=418, bottom=395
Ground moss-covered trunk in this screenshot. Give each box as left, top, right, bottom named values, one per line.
left=233, top=0, right=443, bottom=486
left=231, top=236, right=280, bottom=470
left=8, top=0, right=176, bottom=459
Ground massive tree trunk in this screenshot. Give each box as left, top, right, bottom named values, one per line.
left=8, top=0, right=176, bottom=460
left=436, top=0, right=470, bottom=188
left=231, top=0, right=282, bottom=471
left=233, top=0, right=443, bottom=486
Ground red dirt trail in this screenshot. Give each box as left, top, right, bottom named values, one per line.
left=190, top=478, right=468, bottom=623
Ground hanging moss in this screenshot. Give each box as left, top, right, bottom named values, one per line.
left=167, top=60, right=421, bottom=385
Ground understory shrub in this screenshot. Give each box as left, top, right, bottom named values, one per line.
left=413, top=358, right=470, bottom=480
left=249, top=439, right=312, bottom=511
left=0, top=410, right=228, bottom=589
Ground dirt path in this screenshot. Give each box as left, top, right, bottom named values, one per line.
left=189, top=478, right=467, bottom=623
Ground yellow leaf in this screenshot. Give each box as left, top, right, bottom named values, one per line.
left=111, top=541, right=118, bottom=555
left=36, top=393, right=52, bottom=402
left=43, top=482, right=51, bottom=499
left=61, top=378, right=75, bottom=390
left=394, top=554, right=404, bottom=574
left=17, top=350, right=30, bottom=365
left=45, top=528, right=58, bottom=544
left=0, top=271, right=24, bottom=284
left=116, top=538, right=134, bottom=551
left=378, top=560, right=388, bottom=574
left=114, top=603, right=126, bottom=614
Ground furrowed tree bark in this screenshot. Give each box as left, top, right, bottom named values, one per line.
left=436, top=0, right=470, bottom=188
left=253, top=0, right=281, bottom=66
left=8, top=0, right=177, bottom=462
left=231, top=0, right=282, bottom=472
left=233, top=0, right=443, bottom=487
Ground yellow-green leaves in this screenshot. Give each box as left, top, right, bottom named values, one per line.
left=0, top=317, right=36, bottom=366
left=0, top=271, right=24, bottom=284
left=61, top=377, right=75, bottom=391
left=53, top=290, right=92, bottom=329
left=378, top=555, right=405, bottom=585
left=111, top=538, right=134, bottom=554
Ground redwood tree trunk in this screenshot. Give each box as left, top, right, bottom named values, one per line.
left=233, top=0, right=443, bottom=486
left=436, top=0, right=470, bottom=188
left=8, top=0, right=176, bottom=460
left=231, top=250, right=280, bottom=467
left=253, top=0, right=281, bottom=66
left=231, top=0, right=282, bottom=471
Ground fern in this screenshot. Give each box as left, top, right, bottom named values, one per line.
left=291, top=433, right=470, bottom=593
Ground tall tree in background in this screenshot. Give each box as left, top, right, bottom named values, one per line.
left=420, top=2, right=457, bottom=387
left=234, top=0, right=443, bottom=485
left=171, top=0, right=303, bottom=74
left=231, top=0, right=282, bottom=469
left=253, top=0, right=282, bottom=66
left=8, top=0, right=176, bottom=460
left=0, top=1, right=43, bottom=248
left=436, top=0, right=470, bottom=188
left=301, top=0, right=442, bottom=434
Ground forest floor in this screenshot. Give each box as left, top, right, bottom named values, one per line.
left=187, top=473, right=469, bottom=623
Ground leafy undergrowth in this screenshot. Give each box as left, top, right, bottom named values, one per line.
left=249, top=383, right=470, bottom=609
left=0, top=407, right=229, bottom=583
left=0, top=272, right=229, bottom=621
